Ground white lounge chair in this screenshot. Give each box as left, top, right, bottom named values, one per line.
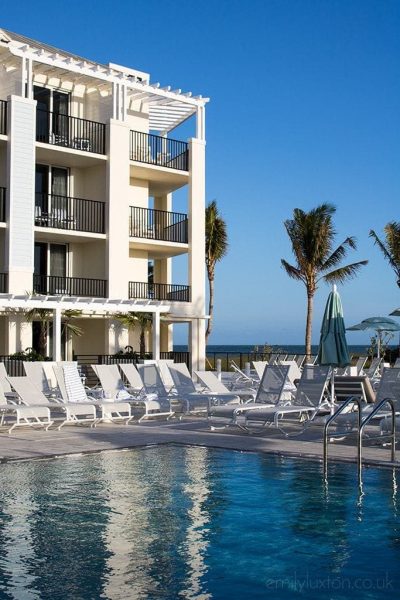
left=0, top=363, right=18, bottom=400
left=140, top=359, right=175, bottom=391
left=138, top=363, right=209, bottom=414
left=94, top=364, right=173, bottom=420
left=118, top=363, right=144, bottom=395
left=252, top=361, right=268, bottom=381
left=195, top=370, right=257, bottom=401
left=168, top=363, right=239, bottom=414
left=243, top=365, right=331, bottom=434
left=23, top=362, right=57, bottom=396
left=207, top=364, right=291, bottom=427
left=295, top=355, right=306, bottom=368
left=0, top=380, right=53, bottom=434
left=8, top=376, right=98, bottom=430
left=229, top=360, right=258, bottom=388
left=54, top=364, right=133, bottom=424
left=363, top=357, right=382, bottom=379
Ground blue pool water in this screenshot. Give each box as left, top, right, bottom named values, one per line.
left=0, top=446, right=399, bottom=600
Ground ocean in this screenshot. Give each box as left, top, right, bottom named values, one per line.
left=174, top=344, right=393, bottom=355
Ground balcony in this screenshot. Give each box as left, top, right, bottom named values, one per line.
left=35, top=194, right=105, bottom=234
left=129, top=207, right=188, bottom=244
left=129, top=282, right=190, bottom=302
left=0, top=187, right=5, bottom=222
left=36, top=109, right=106, bottom=155
left=0, top=273, right=7, bottom=293
left=33, top=275, right=107, bottom=298
left=0, top=100, right=6, bottom=135
left=130, top=131, right=188, bottom=171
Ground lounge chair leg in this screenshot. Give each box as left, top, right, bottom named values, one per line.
left=8, top=423, right=16, bottom=434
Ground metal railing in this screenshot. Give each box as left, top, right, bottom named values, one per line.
left=0, top=100, right=7, bottom=135
left=0, top=272, right=7, bottom=293
left=130, top=130, right=189, bottom=171
left=73, top=352, right=191, bottom=386
left=129, top=281, right=190, bottom=302
left=129, top=206, right=188, bottom=243
left=35, top=193, right=105, bottom=233
left=33, top=274, right=107, bottom=297
left=324, top=396, right=396, bottom=486
left=0, top=187, right=6, bottom=222
left=36, top=109, right=106, bottom=154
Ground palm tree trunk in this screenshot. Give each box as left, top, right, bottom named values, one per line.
left=206, top=271, right=214, bottom=342
left=305, top=291, right=314, bottom=358
left=140, top=327, right=146, bottom=358
left=39, top=322, right=47, bottom=357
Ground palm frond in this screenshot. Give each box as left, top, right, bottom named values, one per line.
left=281, top=259, right=305, bottom=283
left=369, top=229, right=400, bottom=274
left=321, top=260, right=368, bottom=284
left=320, top=237, right=357, bottom=271
left=205, top=200, right=228, bottom=268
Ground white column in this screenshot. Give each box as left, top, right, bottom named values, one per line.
left=20, top=57, right=26, bottom=96
left=106, top=319, right=129, bottom=354
left=6, top=95, right=36, bottom=294
left=52, top=308, right=62, bottom=361
left=6, top=314, right=32, bottom=354
left=188, top=137, right=206, bottom=372
left=27, top=59, right=33, bottom=99
left=106, top=119, right=131, bottom=298
left=152, top=312, right=160, bottom=360
left=189, top=318, right=206, bottom=373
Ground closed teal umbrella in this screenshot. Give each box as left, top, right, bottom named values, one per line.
left=317, top=285, right=350, bottom=413
left=317, top=285, right=351, bottom=368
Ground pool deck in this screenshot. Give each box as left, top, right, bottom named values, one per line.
left=0, top=418, right=398, bottom=468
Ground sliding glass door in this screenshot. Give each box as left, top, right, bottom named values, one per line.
left=34, top=86, right=70, bottom=144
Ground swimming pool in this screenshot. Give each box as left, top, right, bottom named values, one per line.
left=0, top=446, right=399, bottom=599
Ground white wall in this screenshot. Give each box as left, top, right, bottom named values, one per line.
left=6, top=96, right=36, bottom=294
left=0, top=67, right=21, bottom=99
left=69, top=240, right=106, bottom=279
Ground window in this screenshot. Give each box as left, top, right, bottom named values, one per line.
left=34, top=86, right=70, bottom=144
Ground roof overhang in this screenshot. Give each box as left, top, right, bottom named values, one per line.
left=0, top=28, right=209, bottom=133
left=0, top=294, right=171, bottom=314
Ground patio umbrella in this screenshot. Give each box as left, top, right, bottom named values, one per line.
left=316, top=285, right=350, bottom=413
left=346, top=317, right=400, bottom=358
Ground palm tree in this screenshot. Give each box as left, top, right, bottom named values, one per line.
left=115, top=312, right=153, bottom=358
left=369, top=222, right=400, bottom=288
left=205, top=200, right=228, bottom=342
left=281, top=204, right=368, bottom=357
left=23, top=307, right=83, bottom=357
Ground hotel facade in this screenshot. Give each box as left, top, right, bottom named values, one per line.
left=0, top=29, right=208, bottom=371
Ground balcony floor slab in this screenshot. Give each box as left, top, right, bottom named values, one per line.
left=36, top=143, right=107, bottom=167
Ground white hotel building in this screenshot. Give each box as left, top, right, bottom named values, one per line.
left=0, top=29, right=208, bottom=371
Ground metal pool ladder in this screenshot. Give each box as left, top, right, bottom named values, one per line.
left=323, top=396, right=396, bottom=485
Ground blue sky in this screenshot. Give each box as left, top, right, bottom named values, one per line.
left=3, top=0, right=399, bottom=346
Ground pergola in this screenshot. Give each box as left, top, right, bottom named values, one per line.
left=0, top=294, right=170, bottom=361
left=0, top=29, right=209, bottom=137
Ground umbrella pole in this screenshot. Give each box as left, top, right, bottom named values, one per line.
left=377, top=332, right=381, bottom=359
left=331, top=369, right=335, bottom=415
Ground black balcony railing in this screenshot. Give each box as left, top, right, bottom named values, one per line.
left=129, top=281, right=190, bottom=302
left=0, top=273, right=7, bottom=293
left=0, top=187, right=6, bottom=222
left=33, top=275, right=107, bottom=297
left=130, top=130, right=188, bottom=171
left=35, top=193, right=105, bottom=233
left=0, top=100, right=7, bottom=135
left=129, top=206, right=188, bottom=243
left=36, top=109, right=106, bottom=154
